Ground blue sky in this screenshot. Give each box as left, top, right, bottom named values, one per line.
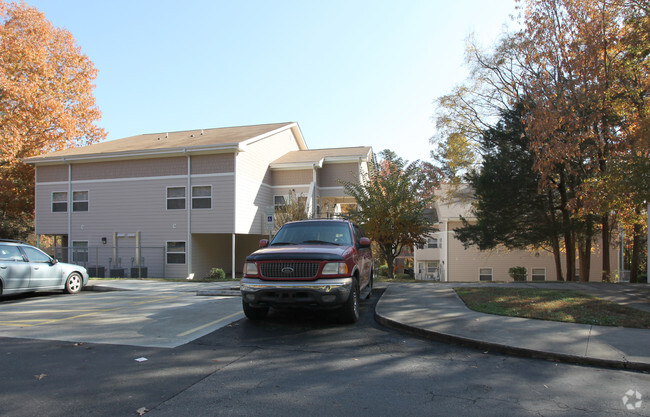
left=26, top=0, right=517, bottom=163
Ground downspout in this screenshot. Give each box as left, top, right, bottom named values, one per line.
left=65, top=158, right=72, bottom=263
left=232, top=151, right=238, bottom=279
left=185, top=149, right=193, bottom=278
left=312, top=163, right=318, bottom=218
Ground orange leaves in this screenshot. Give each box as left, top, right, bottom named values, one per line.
left=0, top=1, right=106, bottom=238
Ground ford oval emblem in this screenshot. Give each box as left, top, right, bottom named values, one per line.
left=281, top=267, right=294, bottom=274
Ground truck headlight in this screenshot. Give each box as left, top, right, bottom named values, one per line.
left=322, top=262, right=348, bottom=275
left=244, top=262, right=258, bottom=276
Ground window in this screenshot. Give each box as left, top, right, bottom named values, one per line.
left=22, top=246, right=52, bottom=263
left=192, top=185, right=212, bottom=209
left=479, top=267, right=493, bottom=281
left=274, top=195, right=287, bottom=211
left=427, top=237, right=442, bottom=249
left=52, top=192, right=67, bottom=212
left=166, top=241, right=186, bottom=264
left=532, top=268, right=546, bottom=281
left=72, top=241, right=89, bottom=264
left=73, top=191, right=89, bottom=212
left=0, top=245, right=24, bottom=261
left=167, top=187, right=186, bottom=210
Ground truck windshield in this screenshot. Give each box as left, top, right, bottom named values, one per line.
left=272, top=222, right=352, bottom=246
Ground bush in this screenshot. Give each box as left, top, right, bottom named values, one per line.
left=378, top=265, right=389, bottom=276
left=208, top=268, right=226, bottom=280
left=509, top=267, right=527, bottom=282
left=394, top=273, right=413, bottom=281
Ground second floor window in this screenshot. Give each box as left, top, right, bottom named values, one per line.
left=73, top=191, right=89, bottom=212
left=192, top=186, right=212, bottom=209
left=167, top=187, right=186, bottom=210
left=52, top=192, right=67, bottom=212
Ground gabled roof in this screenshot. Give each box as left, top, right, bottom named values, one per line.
left=25, top=122, right=306, bottom=164
left=435, top=184, right=475, bottom=220
left=270, top=146, right=373, bottom=169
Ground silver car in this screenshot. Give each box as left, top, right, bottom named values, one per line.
left=0, top=240, right=89, bottom=296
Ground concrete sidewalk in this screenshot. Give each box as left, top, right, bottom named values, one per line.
left=375, top=282, right=650, bottom=371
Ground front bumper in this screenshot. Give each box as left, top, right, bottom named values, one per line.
left=240, top=277, right=353, bottom=309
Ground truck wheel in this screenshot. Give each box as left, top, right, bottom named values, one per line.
left=339, top=280, right=359, bottom=324
left=242, top=299, right=269, bottom=320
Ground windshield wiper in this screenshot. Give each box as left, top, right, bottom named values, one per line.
left=270, top=241, right=297, bottom=246
left=301, top=240, right=340, bottom=245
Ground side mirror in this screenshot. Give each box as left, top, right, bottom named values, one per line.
left=359, top=237, right=371, bottom=248
left=259, top=239, right=269, bottom=248
left=50, top=258, right=58, bottom=265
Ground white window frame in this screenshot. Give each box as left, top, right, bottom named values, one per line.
left=166, top=241, right=186, bottom=265
left=72, top=190, right=89, bottom=212
left=532, top=268, right=546, bottom=281
left=166, top=186, right=186, bottom=210
left=191, top=185, right=212, bottom=210
left=479, top=267, right=493, bottom=282
left=72, top=241, right=89, bottom=264
left=274, top=195, right=287, bottom=211
left=52, top=191, right=68, bottom=213
left=426, top=237, right=442, bottom=249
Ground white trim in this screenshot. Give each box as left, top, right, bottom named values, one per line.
left=72, top=190, right=89, bottom=212
left=318, top=186, right=346, bottom=191
left=268, top=183, right=312, bottom=189
left=166, top=186, right=186, bottom=211
left=532, top=267, right=546, bottom=281
left=51, top=191, right=68, bottom=213
left=479, top=267, right=493, bottom=281
left=191, top=184, right=213, bottom=210
left=166, top=240, right=187, bottom=265
left=36, top=172, right=234, bottom=186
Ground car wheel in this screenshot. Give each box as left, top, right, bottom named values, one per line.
left=242, top=299, right=269, bottom=320
left=339, top=279, right=360, bottom=324
left=65, top=272, right=83, bottom=294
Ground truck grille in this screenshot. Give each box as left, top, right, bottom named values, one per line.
left=260, top=262, right=320, bottom=280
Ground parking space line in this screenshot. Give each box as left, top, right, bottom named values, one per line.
left=176, top=311, right=243, bottom=337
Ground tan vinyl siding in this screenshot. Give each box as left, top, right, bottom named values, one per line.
left=191, top=154, right=235, bottom=175
left=319, top=162, right=359, bottom=187
left=235, top=129, right=301, bottom=234
left=444, top=220, right=618, bottom=282
left=71, top=157, right=187, bottom=181
left=271, top=169, right=313, bottom=186
left=36, top=165, right=69, bottom=183
left=189, top=174, right=236, bottom=233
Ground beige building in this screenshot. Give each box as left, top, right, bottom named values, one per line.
left=415, top=186, right=621, bottom=282
left=25, top=122, right=373, bottom=279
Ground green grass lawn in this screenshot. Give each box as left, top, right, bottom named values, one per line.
left=454, top=287, right=650, bottom=329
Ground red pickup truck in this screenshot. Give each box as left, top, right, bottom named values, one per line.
left=240, top=219, right=373, bottom=323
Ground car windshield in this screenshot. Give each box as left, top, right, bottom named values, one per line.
left=271, top=222, right=353, bottom=246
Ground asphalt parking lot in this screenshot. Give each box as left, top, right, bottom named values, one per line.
left=0, top=280, right=243, bottom=348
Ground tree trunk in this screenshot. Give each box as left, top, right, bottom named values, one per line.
left=559, top=175, right=575, bottom=281
left=551, top=235, right=564, bottom=281
left=383, top=245, right=396, bottom=279
left=630, top=211, right=642, bottom=283
left=601, top=215, right=611, bottom=282
left=578, top=236, right=592, bottom=282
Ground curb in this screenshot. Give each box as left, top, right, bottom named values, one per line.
left=374, top=298, right=650, bottom=373
left=196, top=290, right=241, bottom=297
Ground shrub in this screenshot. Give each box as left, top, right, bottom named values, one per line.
left=208, top=268, right=226, bottom=280
left=394, top=273, right=413, bottom=281
left=378, top=265, right=389, bottom=276
left=509, top=267, right=527, bottom=282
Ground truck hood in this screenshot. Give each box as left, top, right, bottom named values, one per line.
left=246, top=244, right=351, bottom=261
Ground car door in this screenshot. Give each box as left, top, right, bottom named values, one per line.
left=20, top=246, right=62, bottom=289
left=0, top=244, right=31, bottom=292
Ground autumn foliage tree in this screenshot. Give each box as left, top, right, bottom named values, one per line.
left=434, top=0, right=649, bottom=281
left=0, top=1, right=105, bottom=239
left=343, top=150, right=439, bottom=279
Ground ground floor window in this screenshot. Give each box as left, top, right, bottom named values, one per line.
left=532, top=268, right=546, bottom=281
left=166, top=241, right=186, bottom=264
left=72, top=241, right=88, bottom=264
left=479, top=267, right=493, bottom=281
